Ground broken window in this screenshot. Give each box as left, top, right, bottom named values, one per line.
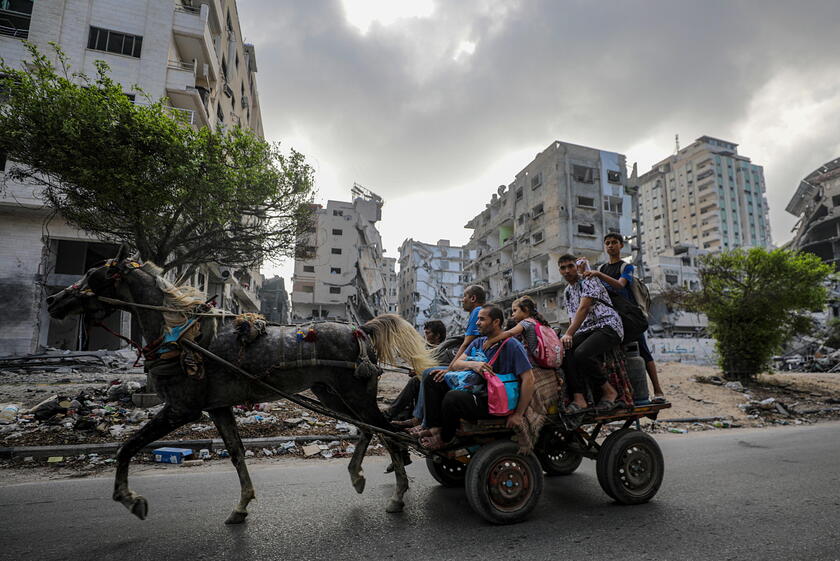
left=515, top=188, right=523, bottom=201
left=295, top=245, right=316, bottom=259
left=331, top=248, right=342, bottom=255
left=330, top=267, right=341, bottom=274
left=530, top=173, right=542, bottom=189
left=531, top=231, right=544, bottom=244
left=532, top=203, right=544, bottom=217
left=577, top=196, right=595, bottom=208
left=603, top=196, right=623, bottom=214
left=53, top=240, right=120, bottom=275
left=333, top=210, right=343, bottom=217
left=332, top=229, right=343, bottom=235
left=572, top=164, right=595, bottom=183
left=303, top=265, right=315, bottom=273
left=607, top=170, right=621, bottom=184
left=330, top=287, right=341, bottom=294
left=577, top=223, right=595, bottom=236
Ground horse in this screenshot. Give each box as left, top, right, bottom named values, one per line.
left=45, top=246, right=435, bottom=524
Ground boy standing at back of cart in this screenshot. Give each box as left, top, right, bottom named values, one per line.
left=582, top=233, right=666, bottom=403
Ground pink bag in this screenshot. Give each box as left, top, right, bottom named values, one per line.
left=481, top=340, right=520, bottom=416
left=523, top=318, right=564, bottom=369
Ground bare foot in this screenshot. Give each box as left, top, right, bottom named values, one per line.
left=420, top=432, right=450, bottom=450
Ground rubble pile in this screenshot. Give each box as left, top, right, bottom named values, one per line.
left=0, top=348, right=135, bottom=374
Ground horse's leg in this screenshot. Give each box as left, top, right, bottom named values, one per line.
left=113, top=405, right=199, bottom=519
left=380, top=437, right=410, bottom=513
left=208, top=406, right=255, bottom=524
left=310, top=384, right=371, bottom=494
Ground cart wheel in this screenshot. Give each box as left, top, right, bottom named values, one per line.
left=596, top=429, right=663, bottom=504
left=426, top=455, right=469, bottom=487
left=465, top=440, right=544, bottom=524
left=535, top=427, right=583, bottom=476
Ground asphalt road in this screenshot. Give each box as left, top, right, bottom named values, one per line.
left=1, top=423, right=839, bottom=561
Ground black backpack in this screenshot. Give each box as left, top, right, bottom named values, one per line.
left=566, top=284, right=648, bottom=344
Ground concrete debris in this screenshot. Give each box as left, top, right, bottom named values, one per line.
left=724, top=381, right=745, bottom=392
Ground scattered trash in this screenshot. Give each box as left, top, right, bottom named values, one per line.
left=724, top=381, right=745, bottom=392
left=46, top=456, right=64, bottom=463
left=302, top=444, right=321, bottom=457
left=0, top=403, right=20, bottom=424
left=244, top=450, right=255, bottom=458
left=198, top=448, right=211, bottom=459
left=153, top=447, right=193, bottom=464
left=182, top=459, right=203, bottom=467
left=667, top=428, right=688, bottom=434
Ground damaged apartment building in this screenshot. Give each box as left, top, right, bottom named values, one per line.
left=291, top=186, right=396, bottom=323
left=635, top=136, right=773, bottom=337
left=397, top=239, right=475, bottom=335
left=464, top=140, right=632, bottom=326
left=0, top=0, right=263, bottom=355
left=786, top=156, right=840, bottom=269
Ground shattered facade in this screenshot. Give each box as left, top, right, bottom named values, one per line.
left=397, top=239, right=473, bottom=334
left=642, top=245, right=709, bottom=338
left=638, top=136, right=772, bottom=257
left=786, top=156, right=840, bottom=268
left=464, top=140, right=632, bottom=325
left=291, top=187, right=395, bottom=323
left=0, top=0, right=264, bottom=355
left=259, top=275, right=291, bottom=324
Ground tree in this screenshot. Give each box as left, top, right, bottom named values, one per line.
left=681, top=248, right=832, bottom=382
left=0, top=43, right=314, bottom=276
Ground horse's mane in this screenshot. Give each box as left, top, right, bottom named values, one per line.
left=141, top=262, right=224, bottom=334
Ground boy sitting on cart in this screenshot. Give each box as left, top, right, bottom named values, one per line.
left=557, top=253, right=623, bottom=413
left=419, top=304, right=536, bottom=450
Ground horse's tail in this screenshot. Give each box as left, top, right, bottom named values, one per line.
left=363, top=314, right=437, bottom=374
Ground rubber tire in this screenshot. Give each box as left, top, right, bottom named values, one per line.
left=426, top=456, right=468, bottom=487
left=535, top=427, right=583, bottom=476
left=465, top=440, right=544, bottom=525
left=596, top=428, right=664, bottom=504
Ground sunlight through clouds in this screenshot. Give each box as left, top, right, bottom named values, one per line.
left=340, top=0, right=436, bottom=34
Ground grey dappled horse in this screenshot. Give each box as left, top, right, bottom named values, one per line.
left=46, top=247, right=434, bottom=524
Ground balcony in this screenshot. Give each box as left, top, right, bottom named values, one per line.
left=166, top=61, right=211, bottom=129
left=173, top=3, right=220, bottom=87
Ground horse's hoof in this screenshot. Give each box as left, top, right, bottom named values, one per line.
left=130, top=496, right=148, bottom=520
left=352, top=475, right=366, bottom=494
left=385, top=499, right=405, bottom=513
left=225, top=511, right=248, bottom=525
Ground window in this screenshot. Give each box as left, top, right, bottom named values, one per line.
left=607, top=170, right=621, bottom=184
left=87, top=26, right=143, bottom=58
left=440, top=260, right=450, bottom=270
left=530, top=173, right=542, bottom=189
left=300, top=285, right=314, bottom=293
left=515, top=188, right=523, bottom=201
left=572, top=164, right=595, bottom=183
left=517, top=214, right=525, bottom=225
left=294, top=245, right=316, bottom=259
left=332, top=229, right=343, bottom=236
left=577, top=223, right=595, bottom=236
left=603, top=196, right=623, bottom=213
left=665, top=274, right=678, bottom=285
left=333, top=210, right=343, bottom=217
left=577, top=196, right=595, bottom=208
left=329, top=287, right=341, bottom=294
left=330, top=267, right=341, bottom=274
left=532, top=203, right=544, bottom=217
left=303, top=265, right=315, bottom=273
left=331, top=248, right=342, bottom=255
left=532, top=231, right=544, bottom=244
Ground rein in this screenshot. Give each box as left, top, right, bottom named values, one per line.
left=97, top=296, right=238, bottom=318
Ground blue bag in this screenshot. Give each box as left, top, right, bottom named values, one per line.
left=444, top=347, right=488, bottom=392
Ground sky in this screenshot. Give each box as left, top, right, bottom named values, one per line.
left=236, top=0, right=840, bottom=280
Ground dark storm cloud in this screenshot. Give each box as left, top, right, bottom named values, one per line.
left=239, top=0, right=840, bottom=242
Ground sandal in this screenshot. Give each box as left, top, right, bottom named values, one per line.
left=652, top=394, right=667, bottom=404
left=595, top=399, right=618, bottom=413
left=565, top=402, right=588, bottom=414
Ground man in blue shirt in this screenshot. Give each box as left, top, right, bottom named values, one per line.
left=584, top=233, right=665, bottom=402
left=420, top=304, right=535, bottom=449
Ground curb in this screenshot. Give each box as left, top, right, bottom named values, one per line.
left=0, top=434, right=360, bottom=459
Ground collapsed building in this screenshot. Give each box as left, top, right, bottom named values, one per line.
left=642, top=245, right=708, bottom=338
left=786, top=156, right=840, bottom=269
left=290, top=185, right=395, bottom=323
left=397, top=239, right=474, bottom=335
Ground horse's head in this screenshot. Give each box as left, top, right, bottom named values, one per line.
left=46, top=245, right=139, bottom=320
